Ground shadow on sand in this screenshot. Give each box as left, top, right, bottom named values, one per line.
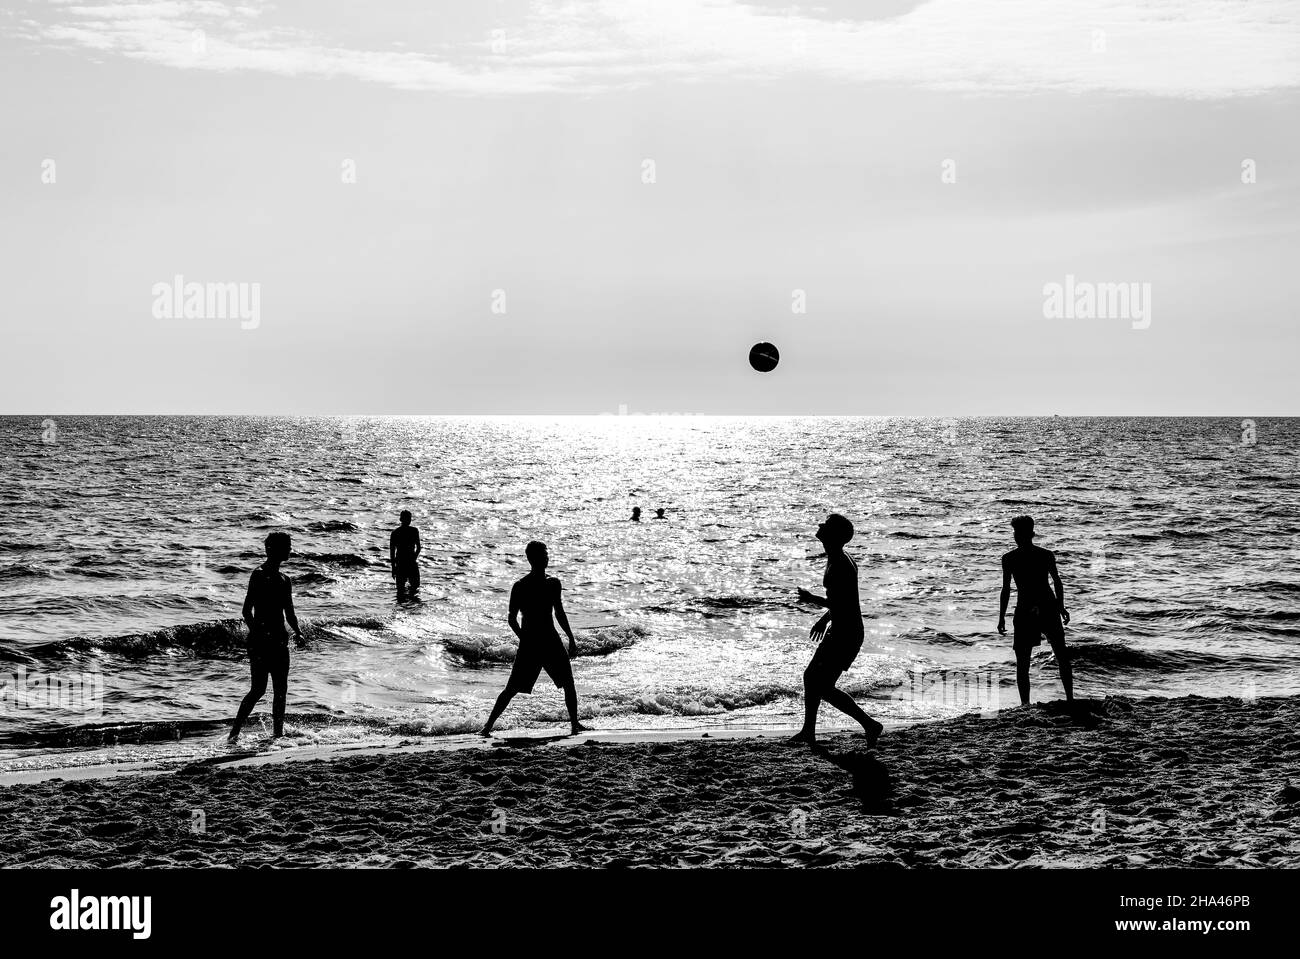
left=491, top=733, right=574, bottom=749
left=1029, top=698, right=1110, bottom=730
left=810, top=741, right=893, bottom=812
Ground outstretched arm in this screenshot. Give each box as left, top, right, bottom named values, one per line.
left=553, top=581, right=577, bottom=655
left=997, top=558, right=1012, bottom=634
left=1049, top=552, right=1069, bottom=625
left=797, top=588, right=828, bottom=607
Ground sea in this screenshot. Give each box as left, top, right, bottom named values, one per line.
left=2, top=415, right=1297, bottom=775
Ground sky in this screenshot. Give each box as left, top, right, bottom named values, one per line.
left=1, top=0, right=1298, bottom=414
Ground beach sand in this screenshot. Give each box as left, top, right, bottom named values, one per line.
left=2, top=695, right=1297, bottom=868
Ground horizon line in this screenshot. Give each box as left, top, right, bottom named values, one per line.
left=2, top=412, right=1294, bottom=420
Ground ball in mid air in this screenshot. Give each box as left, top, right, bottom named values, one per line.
left=748, top=342, right=780, bottom=373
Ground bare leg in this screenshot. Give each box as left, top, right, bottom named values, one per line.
left=229, top=656, right=270, bottom=743
left=271, top=663, right=288, bottom=738
left=1015, top=649, right=1031, bottom=706
left=822, top=686, right=883, bottom=746
left=1051, top=641, right=1074, bottom=702
left=564, top=683, right=589, bottom=734
left=481, top=688, right=514, bottom=736
left=229, top=678, right=267, bottom=742
left=789, top=666, right=823, bottom=744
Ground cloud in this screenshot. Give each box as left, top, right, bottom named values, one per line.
left=5, top=0, right=1299, bottom=98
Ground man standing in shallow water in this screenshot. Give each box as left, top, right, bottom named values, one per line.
left=390, top=510, right=421, bottom=597
left=481, top=541, right=588, bottom=737
left=998, top=515, right=1074, bottom=706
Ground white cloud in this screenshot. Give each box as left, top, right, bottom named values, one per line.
left=5, top=0, right=1299, bottom=97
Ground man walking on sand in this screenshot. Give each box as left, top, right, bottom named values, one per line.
left=481, top=541, right=589, bottom=737
left=229, top=531, right=304, bottom=742
left=998, top=515, right=1074, bottom=706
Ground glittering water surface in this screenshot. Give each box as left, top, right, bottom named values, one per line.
left=2, top=416, right=1297, bottom=772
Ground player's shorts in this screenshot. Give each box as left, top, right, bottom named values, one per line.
left=1013, top=603, right=1065, bottom=652
left=393, top=562, right=419, bottom=590
left=807, top=633, right=864, bottom=679
left=246, top=642, right=290, bottom=685
left=506, top=637, right=573, bottom=694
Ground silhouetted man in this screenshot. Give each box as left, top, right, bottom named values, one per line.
left=481, top=541, right=588, bottom=737
left=390, top=510, right=421, bottom=596
left=790, top=513, right=883, bottom=747
left=630, top=507, right=642, bottom=522
left=229, top=531, right=303, bottom=742
left=653, top=508, right=666, bottom=519
left=998, top=515, right=1073, bottom=705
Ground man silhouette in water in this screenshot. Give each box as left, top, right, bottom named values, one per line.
left=390, top=510, right=421, bottom=596
left=790, top=513, right=883, bottom=747
left=998, top=515, right=1074, bottom=706
left=229, top=531, right=303, bottom=742
left=630, top=507, right=642, bottom=522
left=481, top=541, right=589, bottom=737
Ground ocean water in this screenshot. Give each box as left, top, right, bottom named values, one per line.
left=1, top=415, right=1297, bottom=773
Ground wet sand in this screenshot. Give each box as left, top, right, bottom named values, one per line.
left=1, top=695, right=1296, bottom=868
